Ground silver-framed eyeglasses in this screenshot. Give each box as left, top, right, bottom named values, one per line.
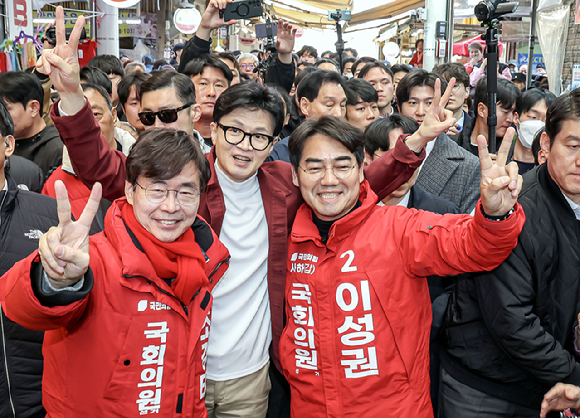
left=298, top=164, right=357, bottom=182
left=452, top=83, right=465, bottom=92
left=135, top=182, right=201, bottom=206
left=218, top=123, right=276, bottom=151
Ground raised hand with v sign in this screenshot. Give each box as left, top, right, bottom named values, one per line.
left=404, top=77, right=458, bottom=153
left=478, top=127, right=522, bottom=216
left=35, top=6, right=86, bottom=115
left=38, top=180, right=102, bottom=288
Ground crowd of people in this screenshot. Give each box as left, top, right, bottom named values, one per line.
left=0, top=0, right=578, bottom=417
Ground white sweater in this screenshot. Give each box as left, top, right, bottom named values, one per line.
left=206, top=160, right=271, bottom=380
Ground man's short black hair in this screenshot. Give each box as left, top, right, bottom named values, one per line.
left=545, top=88, right=580, bottom=146
left=80, top=67, right=113, bottom=95
left=345, top=47, right=358, bottom=58
left=395, top=69, right=448, bottom=106
left=297, top=45, right=318, bottom=59
left=0, top=97, right=15, bottom=137
left=321, top=50, right=333, bottom=58
left=267, top=83, right=293, bottom=117
left=515, top=87, right=556, bottom=116
left=357, top=61, right=394, bottom=81
left=390, top=64, right=411, bottom=76
left=432, top=62, right=470, bottom=88
left=87, top=54, right=125, bottom=77
left=473, top=77, right=521, bottom=114
left=345, top=78, right=378, bottom=106
left=315, top=58, right=340, bottom=72
left=81, top=83, right=113, bottom=110
left=140, top=70, right=196, bottom=105
left=351, top=57, right=376, bottom=76
left=182, top=55, right=233, bottom=84
left=213, top=82, right=285, bottom=137
left=364, top=114, right=419, bottom=156
left=118, top=72, right=151, bottom=107
left=531, top=126, right=545, bottom=165
left=289, top=116, right=365, bottom=169
left=297, top=69, right=346, bottom=102
left=0, top=71, right=44, bottom=115
left=294, top=66, right=318, bottom=93
left=342, top=56, right=356, bottom=72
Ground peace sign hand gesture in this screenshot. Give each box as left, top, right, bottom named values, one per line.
left=39, top=181, right=102, bottom=288
left=478, top=127, right=522, bottom=216
left=404, top=78, right=457, bottom=153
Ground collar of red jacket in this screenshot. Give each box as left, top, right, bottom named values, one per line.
left=291, top=179, right=378, bottom=246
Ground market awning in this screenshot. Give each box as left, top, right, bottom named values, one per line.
left=349, top=0, right=424, bottom=26
left=453, top=34, right=504, bottom=56
left=266, top=0, right=353, bottom=28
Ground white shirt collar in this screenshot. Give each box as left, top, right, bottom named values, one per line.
left=562, top=192, right=580, bottom=220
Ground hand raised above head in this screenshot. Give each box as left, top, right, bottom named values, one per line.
left=201, top=0, right=237, bottom=31
left=36, top=6, right=85, bottom=96
left=276, top=20, right=297, bottom=55
left=39, top=181, right=102, bottom=287
left=478, top=127, right=522, bottom=217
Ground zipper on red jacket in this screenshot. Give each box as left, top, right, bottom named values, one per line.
left=206, top=256, right=230, bottom=284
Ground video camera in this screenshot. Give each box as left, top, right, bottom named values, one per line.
left=44, top=25, right=87, bottom=46
left=328, top=10, right=351, bottom=22
left=474, top=0, right=518, bottom=24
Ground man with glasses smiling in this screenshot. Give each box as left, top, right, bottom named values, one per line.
left=281, top=115, right=525, bottom=418
left=35, top=9, right=459, bottom=415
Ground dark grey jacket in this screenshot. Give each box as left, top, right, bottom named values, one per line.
left=415, top=132, right=480, bottom=213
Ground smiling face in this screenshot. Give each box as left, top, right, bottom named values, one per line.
left=125, top=162, right=201, bottom=243
left=211, top=107, right=275, bottom=182
left=292, top=134, right=364, bottom=222
left=191, top=67, right=229, bottom=120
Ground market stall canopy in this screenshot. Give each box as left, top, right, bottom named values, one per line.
left=265, top=0, right=424, bottom=28
left=453, top=34, right=504, bottom=56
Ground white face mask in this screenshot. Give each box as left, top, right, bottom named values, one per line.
left=518, top=119, right=545, bottom=149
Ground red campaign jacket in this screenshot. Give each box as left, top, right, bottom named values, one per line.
left=42, top=166, right=90, bottom=220
left=51, top=100, right=425, bottom=372
left=280, top=181, right=525, bottom=418
left=0, top=199, right=230, bottom=418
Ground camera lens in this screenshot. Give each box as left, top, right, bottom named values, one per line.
left=237, top=4, right=250, bottom=17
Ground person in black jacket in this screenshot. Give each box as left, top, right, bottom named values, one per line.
left=0, top=98, right=59, bottom=417
left=440, top=88, right=580, bottom=417
left=0, top=72, right=63, bottom=181
left=178, top=0, right=296, bottom=94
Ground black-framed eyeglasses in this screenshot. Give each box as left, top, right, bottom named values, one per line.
left=218, top=123, right=275, bottom=151
left=135, top=182, right=201, bottom=206
left=138, top=103, right=192, bottom=126
left=298, top=164, right=357, bottom=182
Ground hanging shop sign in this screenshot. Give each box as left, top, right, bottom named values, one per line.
left=173, top=8, right=201, bottom=34
left=7, top=0, right=33, bottom=38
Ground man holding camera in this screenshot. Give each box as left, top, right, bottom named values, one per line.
left=179, top=0, right=296, bottom=94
